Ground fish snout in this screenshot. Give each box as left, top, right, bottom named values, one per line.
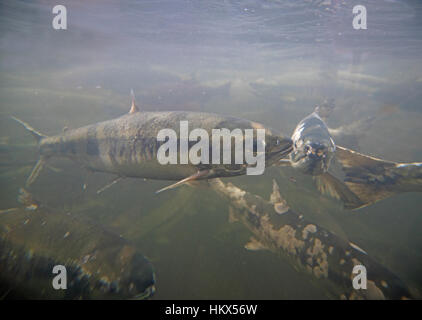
left=298, top=143, right=332, bottom=175
left=304, top=143, right=328, bottom=159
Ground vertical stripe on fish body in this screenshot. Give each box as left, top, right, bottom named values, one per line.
left=38, top=111, right=292, bottom=181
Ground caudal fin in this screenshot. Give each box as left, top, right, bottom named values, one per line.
left=335, top=146, right=422, bottom=209
left=11, top=116, right=48, bottom=186
left=11, top=116, right=47, bottom=142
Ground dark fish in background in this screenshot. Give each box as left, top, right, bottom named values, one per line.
left=0, top=189, right=155, bottom=299
left=210, top=178, right=412, bottom=300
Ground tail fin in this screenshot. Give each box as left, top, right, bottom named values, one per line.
left=11, top=116, right=47, bottom=143
left=336, top=146, right=422, bottom=209
left=11, top=116, right=48, bottom=186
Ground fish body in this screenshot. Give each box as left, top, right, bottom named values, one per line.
left=210, top=179, right=412, bottom=300
left=16, top=111, right=292, bottom=185
left=0, top=190, right=155, bottom=299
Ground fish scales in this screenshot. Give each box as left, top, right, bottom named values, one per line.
left=0, top=191, right=155, bottom=300
left=210, top=179, right=412, bottom=300
left=36, top=111, right=291, bottom=181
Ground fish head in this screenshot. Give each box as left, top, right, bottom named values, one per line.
left=290, top=139, right=335, bottom=175
left=289, top=110, right=336, bottom=175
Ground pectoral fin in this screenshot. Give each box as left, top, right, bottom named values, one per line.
left=244, top=237, right=268, bottom=251
left=315, top=172, right=364, bottom=209
left=155, top=170, right=209, bottom=194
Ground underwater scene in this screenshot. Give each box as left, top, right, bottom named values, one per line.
left=0, top=0, right=422, bottom=300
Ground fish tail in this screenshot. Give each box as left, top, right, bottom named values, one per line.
left=11, top=116, right=49, bottom=186
left=11, top=116, right=47, bottom=143
left=336, top=146, right=422, bottom=209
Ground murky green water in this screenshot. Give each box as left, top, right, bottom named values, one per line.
left=1, top=0, right=422, bottom=299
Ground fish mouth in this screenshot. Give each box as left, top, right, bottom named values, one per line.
left=289, top=151, right=328, bottom=175
left=289, top=140, right=333, bottom=175
left=269, top=138, right=293, bottom=161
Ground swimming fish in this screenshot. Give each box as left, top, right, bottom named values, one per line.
left=12, top=92, right=420, bottom=208
left=280, top=99, right=422, bottom=209
left=12, top=92, right=292, bottom=193
left=279, top=100, right=365, bottom=209
left=0, top=189, right=156, bottom=299
left=210, top=178, right=412, bottom=300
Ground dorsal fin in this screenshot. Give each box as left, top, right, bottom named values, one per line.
left=270, top=179, right=289, bottom=214
left=269, top=179, right=282, bottom=204
left=129, top=89, right=139, bottom=114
